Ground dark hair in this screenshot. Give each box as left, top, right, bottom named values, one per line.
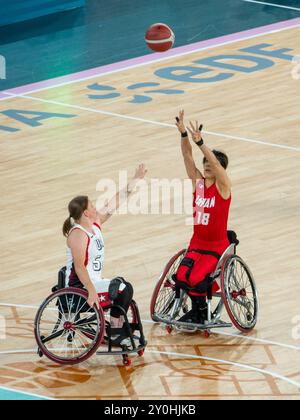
left=62, top=195, right=89, bottom=237
left=203, top=150, right=229, bottom=169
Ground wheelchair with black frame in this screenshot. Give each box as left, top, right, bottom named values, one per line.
left=150, top=231, right=258, bottom=336
left=34, top=268, right=147, bottom=366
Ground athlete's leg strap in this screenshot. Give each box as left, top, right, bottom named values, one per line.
left=108, top=277, right=125, bottom=301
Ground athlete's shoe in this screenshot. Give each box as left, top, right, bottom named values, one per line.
left=120, top=336, right=141, bottom=349
left=110, top=334, right=140, bottom=350
left=178, top=304, right=209, bottom=326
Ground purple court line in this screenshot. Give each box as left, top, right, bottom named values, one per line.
left=1, top=16, right=300, bottom=98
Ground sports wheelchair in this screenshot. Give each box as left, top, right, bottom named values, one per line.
left=150, top=231, right=258, bottom=337
left=34, top=268, right=147, bottom=366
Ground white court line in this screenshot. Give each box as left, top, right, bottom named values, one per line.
left=241, top=0, right=300, bottom=12
left=147, top=349, right=300, bottom=389
left=0, top=15, right=300, bottom=100
left=145, top=319, right=300, bottom=351
left=1, top=302, right=300, bottom=352
left=0, top=302, right=39, bottom=310
left=2, top=92, right=300, bottom=153
left=0, top=349, right=36, bottom=355
left=0, top=385, right=54, bottom=400
left=1, top=347, right=299, bottom=391
left=211, top=330, right=300, bottom=351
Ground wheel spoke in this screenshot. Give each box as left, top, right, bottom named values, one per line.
left=36, top=291, right=101, bottom=362
left=224, top=256, right=258, bottom=330
left=153, top=253, right=185, bottom=318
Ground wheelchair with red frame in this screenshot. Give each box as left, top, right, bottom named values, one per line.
left=34, top=268, right=147, bottom=366
left=150, top=231, right=258, bottom=337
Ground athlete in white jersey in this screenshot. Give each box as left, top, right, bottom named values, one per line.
left=66, top=222, right=126, bottom=295
left=62, top=164, right=147, bottom=345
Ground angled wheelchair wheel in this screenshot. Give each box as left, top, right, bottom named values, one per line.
left=34, top=288, right=105, bottom=365
left=150, top=249, right=186, bottom=322
left=220, top=255, right=259, bottom=333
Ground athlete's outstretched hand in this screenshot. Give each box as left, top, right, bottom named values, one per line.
left=87, top=287, right=100, bottom=310
left=175, top=110, right=186, bottom=134
left=187, top=121, right=203, bottom=144
left=134, top=163, right=147, bottom=180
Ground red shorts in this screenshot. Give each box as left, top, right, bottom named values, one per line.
left=176, top=238, right=230, bottom=297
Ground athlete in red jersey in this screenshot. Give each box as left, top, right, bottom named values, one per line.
left=175, top=110, right=231, bottom=323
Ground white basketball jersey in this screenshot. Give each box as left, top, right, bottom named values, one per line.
left=66, top=223, right=105, bottom=287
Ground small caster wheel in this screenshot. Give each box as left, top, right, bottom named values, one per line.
left=138, top=349, right=144, bottom=357
left=37, top=348, right=43, bottom=358
left=123, top=355, right=132, bottom=367
left=166, top=325, right=173, bottom=335
left=204, top=330, right=210, bottom=338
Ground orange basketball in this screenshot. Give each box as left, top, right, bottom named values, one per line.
left=145, top=23, right=175, bottom=53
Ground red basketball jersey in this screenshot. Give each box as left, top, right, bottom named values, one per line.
left=190, top=179, right=231, bottom=247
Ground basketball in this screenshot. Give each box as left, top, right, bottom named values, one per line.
left=145, top=23, right=175, bottom=53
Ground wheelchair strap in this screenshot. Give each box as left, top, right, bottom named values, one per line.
left=175, top=249, right=221, bottom=293
left=189, top=249, right=221, bottom=260
left=180, top=249, right=221, bottom=283
left=108, top=277, right=125, bottom=301
left=175, top=273, right=219, bottom=295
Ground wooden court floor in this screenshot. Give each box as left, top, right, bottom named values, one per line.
left=0, top=25, right=300, bottom=400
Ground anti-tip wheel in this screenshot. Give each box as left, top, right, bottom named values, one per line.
left=166, top=325, right=173, bottom=335
left=204, top=330, right=210, bottom=338
left=123, top=355, right=132, bottom=367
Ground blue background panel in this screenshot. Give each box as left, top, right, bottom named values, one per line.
left=0, top=0, right=85, bottom=26
left=0, top=386, right=50, bottom=400
left=0, top=0, right=299, bottom=90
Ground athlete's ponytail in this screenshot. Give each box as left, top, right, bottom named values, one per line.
left=63, top=216, right=73, bottom=237
left=62, top=196, right=89, bottom=237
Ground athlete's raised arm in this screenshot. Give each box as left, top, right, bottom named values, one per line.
left=96, top=164, right=148, bottom=225
left=176, top=110, right=203, bottom=189
left=187, top=121, right=231, bottom=199
left=67, top=229, right=100, bottom=309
